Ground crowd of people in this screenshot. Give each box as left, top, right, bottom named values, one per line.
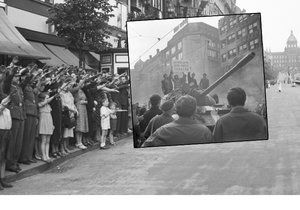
left=161, top=70, right=210, bottom=95
left=132, top=87, right=267, bottom=148
left=0, top=57, right=131, bottom=191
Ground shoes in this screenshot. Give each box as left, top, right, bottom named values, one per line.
left=29, top=159, right=37, bottom=163
left=76, top=144, right=87, bottom=150
left=6, top=166, right=21, bottom=173
left=100, top=145, right=109, bottom=150
left=34, top=154, right=42, bottom=160
left=0, top=180, right=13, bottom=188
left=42, top=158, right=53, bottom=163
left=18, top=160, right=31, bottom=165
left=110, top=141, right=116, bottom=146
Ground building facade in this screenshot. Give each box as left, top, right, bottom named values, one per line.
left=270, top=30, right=300, bottom=73
left=219, top=13, right=263, bottom=71
left=131, top=21, right=221, bottom=105
left=218, top=13, right=265, bottom=108
left=0, top=0, right=128, bottom=73
left=163, top=0, right=241, bottom=18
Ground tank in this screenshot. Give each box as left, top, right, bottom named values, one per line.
left=165, top=52, right=256, bottom=131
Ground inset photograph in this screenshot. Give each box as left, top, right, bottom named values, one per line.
left=128, top=13, right=268, bottom=148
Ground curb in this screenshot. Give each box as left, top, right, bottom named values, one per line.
left=3, top=133, right=132, bottom=183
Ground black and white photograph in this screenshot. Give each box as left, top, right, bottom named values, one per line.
left=1, top=0, right=300, bottom=202
left=128, top=14, right=268, bottom=148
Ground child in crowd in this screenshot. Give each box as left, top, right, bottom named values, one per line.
left=109, top=102, right=118, bottom=142
left=38, top=92, right=55, bottom=162
left=100, top=99, right=116, bottom=149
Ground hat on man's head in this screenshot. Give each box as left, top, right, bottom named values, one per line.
left=160, top=100, right=174, bottom=112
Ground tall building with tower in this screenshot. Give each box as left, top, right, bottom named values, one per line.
left=270, top=30, right=300, bottom=73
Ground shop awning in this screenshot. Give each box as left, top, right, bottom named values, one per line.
left=89, top=52, right=100, bottom=61
left=44, top=44, right=79, bottom=66
left=0, top=9, right=49, bottom=59
left=29, top=41, right=66, bottom=66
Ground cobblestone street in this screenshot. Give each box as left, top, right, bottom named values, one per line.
left=2, top=84, right=300, bottom=194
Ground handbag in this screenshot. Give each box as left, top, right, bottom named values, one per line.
left=0, top=108, right=12, bottom=130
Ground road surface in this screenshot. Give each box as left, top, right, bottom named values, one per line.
left=2, top=83, right=300, bottom=194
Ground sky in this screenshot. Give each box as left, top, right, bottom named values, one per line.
left=128, top=0, right=300, bottom=67
left=237, top=0, right=300, bottom=51
left=127, top=16, right=221, bottom=67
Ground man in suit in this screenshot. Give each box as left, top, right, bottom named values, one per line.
left=142, top=95, right=212, bottom=147
left=199, top=73, right=209, bottom=90
left=213, top=87, right=267, bottom=142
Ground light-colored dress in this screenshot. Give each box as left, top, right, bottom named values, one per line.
left=39, top=102, right=54, bottom=135
left=74, top=89, right=89, bottom=133
left=60, top=91, right=77, bottom=138
left=101, top=106, right=112, bottom=130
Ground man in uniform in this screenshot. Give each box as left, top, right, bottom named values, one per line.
left=6, top=69, right=26, bottom=173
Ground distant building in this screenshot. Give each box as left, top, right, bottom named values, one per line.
left=270, top=30, right=300, bottom=73
left=163, top=0, right=241, bottom=18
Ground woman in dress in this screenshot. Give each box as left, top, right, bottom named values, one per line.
left=60, top=81, right=78, bottom=155
left=38, top=92, right=55, bottom=162
left=74, top=88, right=89, bottom=149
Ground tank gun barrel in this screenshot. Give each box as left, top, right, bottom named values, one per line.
left=201, top=52, right=256, bottom=96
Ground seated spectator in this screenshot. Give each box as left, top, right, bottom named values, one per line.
left=143, top=100, right=175, bottom=139
left=213, top=87, right=267, bottom=142
left=142, top=95, right=212, bottom=147
left=139, top=94, right=162, bottom=132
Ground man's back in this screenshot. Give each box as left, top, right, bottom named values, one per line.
left=142, top=118, right=212, bottom=147
left=213, top=106, right=267, bottom=142
left=139, top=106, right=163, bottom=132
left=143, top=113, right=174, bottom=139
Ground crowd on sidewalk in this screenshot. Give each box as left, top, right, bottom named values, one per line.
left=0, top=56, right=131, bottom=191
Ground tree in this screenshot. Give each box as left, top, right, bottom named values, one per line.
left=47, top=0, right=114, bottom=69
left=264, top=55, right=278, bottom=81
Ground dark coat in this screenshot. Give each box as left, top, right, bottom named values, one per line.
left=8, top=83, right=25, bottom=120
left=213, top=106, right=267, bottom=142
left=142, top=117, right=212, bottom=147
left=139, top=106, right=163, bottom=132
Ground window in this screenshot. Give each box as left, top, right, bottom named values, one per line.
left=178, top=52, right=183, bottom=60
left=178, top=42, right=182, bottom=50
left=222, top=53, right=227, bottom=62
left=228, top=48, right=237, bottom=58
left=228, top=33, right=236, bottom=43
left=208, top=50, right=217, bottom=58
left=171, top=46, right=176, bottom=54
left=229, top=18, right=237, bottom=27
left=221, top=42, right=226, bottom=49
left=237, top=30, right=242, bottom=38
left=221, top=25, right=228, bottom=34
left=249, top=38, right=259, bottom=50
left=242, top=28, right=247, bottom=37
left=249, top=28, right=254, bottom=34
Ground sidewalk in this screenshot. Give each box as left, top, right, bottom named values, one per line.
left=3, top=133, right=132, bottom=183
